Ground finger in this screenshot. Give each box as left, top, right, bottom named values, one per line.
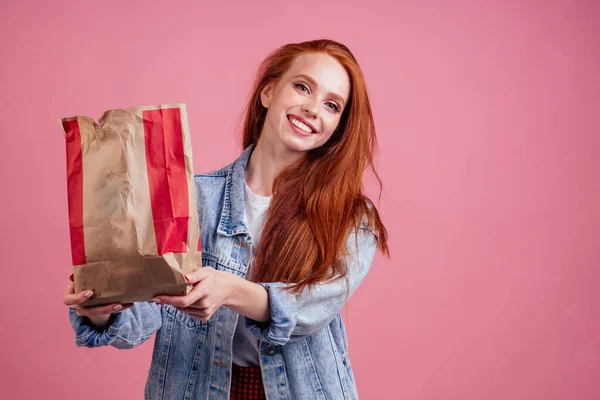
left=74, top=303, right=131, bottom=317
left=155, top=294, right=191, bottom=308
left=155, top=282, right=209, bottom=307
left=116, top=304, right=134, bottom=312
left=187, top=281, right=211, bottom=307
left=174, top=302, right=211, bottom=314
left=74, top=304, right=134, bottom=317
left=64, top=280, right=75, bottom=296
left=176, top=305, right=213, bottom=317
left=63, top=289, right=94, bottom=306
left=184, top=267, right=213, bottom=285
left=174, top=306, right=212, bottom=321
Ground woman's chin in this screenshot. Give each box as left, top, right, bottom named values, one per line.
left=280, top=135, right=316, bottom=153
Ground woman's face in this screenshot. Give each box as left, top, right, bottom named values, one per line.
left=259, top=52, right=351, bottom=156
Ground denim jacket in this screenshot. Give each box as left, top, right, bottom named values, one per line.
left=68, top=145, right=379, bottom=400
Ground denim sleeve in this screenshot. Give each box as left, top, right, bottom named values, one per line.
left=245, top=225, right=378, bottom=346
left=68, top=301, right=162, bottom=349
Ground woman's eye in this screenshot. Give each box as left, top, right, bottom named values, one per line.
left=294, top=83, right=309, bottom=93
left=326, top=102, right=340, bottom=112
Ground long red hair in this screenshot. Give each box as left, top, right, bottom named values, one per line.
left=242, top=39, right=389, bottom=293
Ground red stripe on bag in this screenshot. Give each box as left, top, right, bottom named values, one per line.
left=63, top=120, right=86, bottom=265
left=143, top=108, right=189, bottom=255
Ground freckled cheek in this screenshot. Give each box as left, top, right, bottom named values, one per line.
left=322, top=117, right=340, bottom=135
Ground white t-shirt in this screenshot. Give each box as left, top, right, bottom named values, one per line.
left=232, top=179, right=272, bottom=367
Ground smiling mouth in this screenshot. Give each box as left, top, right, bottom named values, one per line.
left=287, top=115, right=317, bottom=134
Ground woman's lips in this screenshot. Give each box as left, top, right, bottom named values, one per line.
left=287, top=114, right=318, bottom=135
left=287, top=116, right=315, bottom=136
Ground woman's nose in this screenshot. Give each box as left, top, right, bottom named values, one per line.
left=301, top=102, right=318, bottom=118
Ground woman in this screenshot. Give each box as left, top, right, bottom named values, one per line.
left=64, top=39, right=389, bottom=400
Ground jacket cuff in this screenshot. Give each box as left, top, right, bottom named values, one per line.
left=68, top=307, right=128, bottom=348
left=245, top=282, right=298, bottom=346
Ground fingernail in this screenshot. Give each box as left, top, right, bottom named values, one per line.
left=84, top=291, right=93, bottom=298
left=113, top=305, right=123, bottom=311
left=152, top=298, right=162, bottom=304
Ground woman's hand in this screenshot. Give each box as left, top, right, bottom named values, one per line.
left=153, top=267, right=233, bottom=322
left=63, top=273, right=133, bottom=329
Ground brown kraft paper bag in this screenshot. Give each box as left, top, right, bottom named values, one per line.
left=59, top=103, right=201, bottom=307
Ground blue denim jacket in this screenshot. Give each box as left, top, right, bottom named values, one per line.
left=68, top=145, right=379, bottom=399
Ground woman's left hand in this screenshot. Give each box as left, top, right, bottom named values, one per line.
left=153, top=267, right=233, bottom=322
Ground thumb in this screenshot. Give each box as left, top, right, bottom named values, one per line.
left=184, top=267, right=212, bottom=285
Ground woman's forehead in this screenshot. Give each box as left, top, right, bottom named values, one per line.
left=283, top=53, right=350, bottom=101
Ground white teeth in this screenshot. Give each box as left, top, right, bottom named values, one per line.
left=289, top=117, right=313, bottom=133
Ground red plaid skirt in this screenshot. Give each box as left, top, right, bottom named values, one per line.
left=230, top=364, right=266, bottom=400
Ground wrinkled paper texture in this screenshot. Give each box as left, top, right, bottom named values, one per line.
left=60, top=104, right=201, bottom=306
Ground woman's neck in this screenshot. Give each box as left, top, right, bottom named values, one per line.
left=244, top=137, right=303, bottom=196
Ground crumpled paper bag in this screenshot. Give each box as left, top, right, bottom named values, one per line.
left=59, top=104, right=201, bottom=307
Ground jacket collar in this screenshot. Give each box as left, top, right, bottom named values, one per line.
left=217, top=144, right=254, bottom=236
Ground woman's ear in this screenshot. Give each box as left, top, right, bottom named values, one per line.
left=260, top=82, right=273, bottom=108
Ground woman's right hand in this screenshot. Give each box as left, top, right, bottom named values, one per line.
left=63, top=274, right=133, bottom=329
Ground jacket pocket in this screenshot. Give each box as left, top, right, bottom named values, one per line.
left=146, top=305, right=212, bottom=400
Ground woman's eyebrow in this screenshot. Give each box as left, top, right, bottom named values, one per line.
left=293, top=74, right=346, bottom=106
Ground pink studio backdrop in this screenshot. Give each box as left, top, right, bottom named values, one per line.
left=1, top=1, right=598, bottom=399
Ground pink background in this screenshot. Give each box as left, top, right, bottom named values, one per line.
left=1, top=1, right=598, bottom=399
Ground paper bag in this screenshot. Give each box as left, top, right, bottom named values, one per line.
left=59, top=104, right=201, bottom=307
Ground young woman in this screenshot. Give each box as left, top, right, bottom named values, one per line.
left=64, top=39, right=389, bottom=400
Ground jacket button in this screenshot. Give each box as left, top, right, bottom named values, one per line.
left=267, top=347, right=276, bottom=355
